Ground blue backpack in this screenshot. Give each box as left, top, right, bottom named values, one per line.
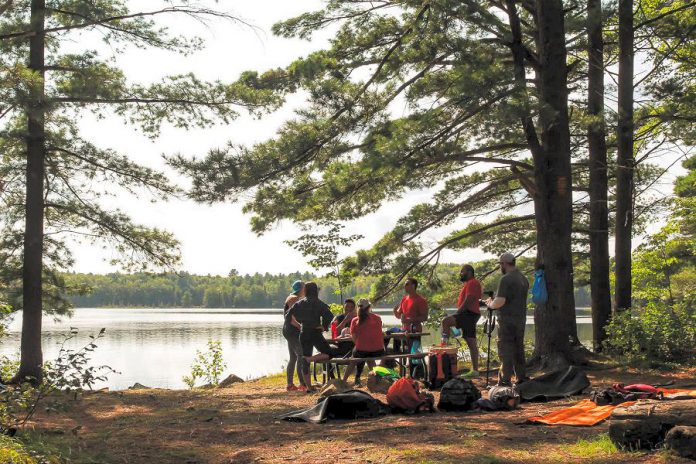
left=531, top=269, right=548, bottom=305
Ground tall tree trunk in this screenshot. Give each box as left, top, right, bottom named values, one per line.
left=532, top=0, right=579, bottom=368
left=14, top=0, right=46, bottom=383
left=615, top=0, right=634, bottom=312
left=587, top=0, right=612, bottom=350
left=506, top=0, right=579, bottom=367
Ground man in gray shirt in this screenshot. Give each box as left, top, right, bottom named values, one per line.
left=485, top=253, right=530, bottom=386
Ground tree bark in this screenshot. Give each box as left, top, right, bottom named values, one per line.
left=614, top=0, right=634, bottom=312
left=587, top=0, right=612, bottom=350
left=14, top=0, right=46, bottom=383
left=504, top=0, right=579, bottom=367
left=531, top=0, right=579, bottom=367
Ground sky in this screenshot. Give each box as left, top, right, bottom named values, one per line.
left=68, top=0, right=491, bottom=276
left=66, top=0, right=686, bottom=277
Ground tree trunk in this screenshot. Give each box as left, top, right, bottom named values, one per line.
left=504, top=0, right=579, bottom=367
left=614, top=0, right=634, bottom=312
left=531, top=0, right=579, bottom=368
left=14, top=0, right=46, bottom=383
left=587, top=0, right=612, bottom=350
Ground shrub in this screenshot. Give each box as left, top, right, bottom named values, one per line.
left=0, top=329, right=115, bottom=434
left=182, top=339, right=227, bottom=388
left=604, top=301, right=696, bottom=364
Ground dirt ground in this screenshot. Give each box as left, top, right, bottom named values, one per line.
left=25, top=365, right=696, bottom=464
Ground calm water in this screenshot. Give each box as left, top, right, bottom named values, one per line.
left=0, top=308, right=593, bottom=390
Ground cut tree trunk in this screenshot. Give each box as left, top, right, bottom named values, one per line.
left=14, top=0, right=46, bottom=383
left=587, top=0, right=612, bottom=350
left=608, top=399, right=696, bottom=450
left=614, top=0, right=635, bottom=312
left=530, top=0, right=580, bottom=368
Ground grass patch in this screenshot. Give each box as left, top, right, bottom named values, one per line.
left=562, top=433, right=618, bottom=459
left=248, top=371, right=286, bottom=387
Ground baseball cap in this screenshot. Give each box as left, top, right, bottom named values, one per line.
left=358, top=298, right=371, bottom=308
left=499, top=252, right=516, bottom=264
left=291, top=280, right=303, bottom=294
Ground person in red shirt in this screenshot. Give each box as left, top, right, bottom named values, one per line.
left=440, top=264, right=483, bottom=377
left=393, top=277, right=429, bottom=332
left=343, top=298, right=385, bottom=385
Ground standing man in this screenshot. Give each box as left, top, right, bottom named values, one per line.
left=392, top=277, right=428, bottom=355
left=440, top=264, right=483, bottom=377
left=393, top=277, right=429, bottom=332
left=486, top=253, right=530, bottom=386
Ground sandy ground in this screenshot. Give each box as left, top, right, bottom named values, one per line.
left=28, top=365, right=696, bottom=464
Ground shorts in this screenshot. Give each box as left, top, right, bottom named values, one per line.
left=454, top=311, right=481, bottom=338
left=353, top=349, right=386, bottom=358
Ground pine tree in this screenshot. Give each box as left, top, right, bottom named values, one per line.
left=0, top=0, right=277, bottom=381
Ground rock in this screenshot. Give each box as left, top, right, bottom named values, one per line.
left=366, top=371, right=392, bottom=394
left=219, top=374, right=244, bottom=388
left=608, top=399, right=696, bottom=450
left=320, top=379, right=350, bottom=397
left=665, top=426, right=696, bottom=459
left=128, top=382, right=151, bottom=390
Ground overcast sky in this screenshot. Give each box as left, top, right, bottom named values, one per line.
left=67, top=0, right=684, bottom=277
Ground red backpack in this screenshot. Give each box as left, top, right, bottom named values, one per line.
left=386, top=378, right=434, bottom=413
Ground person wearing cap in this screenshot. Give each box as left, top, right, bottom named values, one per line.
left=485, top=253, right=530, bottom=386
left=342, top=298, right=385, bottom=385
left=282, top=280, right=306, bottom=391
left=440, top=264, right=483, bottom=378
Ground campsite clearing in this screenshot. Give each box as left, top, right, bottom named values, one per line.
left=17, top=365, right=696, bottom=463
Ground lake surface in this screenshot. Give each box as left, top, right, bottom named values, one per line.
left=0, top=308, right=593, bottom=390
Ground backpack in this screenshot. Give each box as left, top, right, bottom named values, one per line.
left=487, top=385, right=520, bottom=410
left=437, top=378, right=481, bottom=411
left=386, top=378, right=434, bottom=413
left=531, top=269, right=548, bottom=305
left=426, top=350, right=457, bottom=390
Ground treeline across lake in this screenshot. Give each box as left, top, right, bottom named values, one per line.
left=65, top=271, right=398, bottom=309
left=64, top=268, right=591, bottom=309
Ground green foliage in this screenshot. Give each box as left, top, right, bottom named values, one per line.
left=172, top=0, right=679, bottom=301
left=0, top=1, right=279, bottom=315
left=0, top=435, right=40, bottom=464
left=183, top=339, right=227, bottom=388
left=605, top=155, right=696, bottom=365
left=604, top=301, right=695, bottom=364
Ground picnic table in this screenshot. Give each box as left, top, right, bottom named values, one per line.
left=316, top=331, right=431, bottom=384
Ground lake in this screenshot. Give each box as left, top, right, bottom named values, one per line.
left=0, top=308, right=593, bottom=390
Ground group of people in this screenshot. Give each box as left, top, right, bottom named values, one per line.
left=281, top=252, right=530, bottom=393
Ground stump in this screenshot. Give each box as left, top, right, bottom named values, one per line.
left=665, top=426, right=696, bottom=459
left=608, top=399, right=696, bottom=450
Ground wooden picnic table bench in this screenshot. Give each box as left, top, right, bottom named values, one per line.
left=315, top=352, right=429, bottom=385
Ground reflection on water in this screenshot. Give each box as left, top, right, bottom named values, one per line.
left=0, top=308, right=593, bottom=390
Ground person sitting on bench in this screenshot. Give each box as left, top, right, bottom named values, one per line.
left=286, top=281, right=341, bottom=392
left=342, top=298, right=385, bottom=386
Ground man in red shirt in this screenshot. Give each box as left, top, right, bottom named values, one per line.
left=440, top=265, right=483, bottom=377
left=393, top=277, right=429, bottom=332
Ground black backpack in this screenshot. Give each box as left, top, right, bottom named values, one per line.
left=437, top=378, right=481, bottom=411
left=426, top=353, right=457, bottom=389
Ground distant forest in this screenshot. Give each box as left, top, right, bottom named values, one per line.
left=65, top=268, right=591, bottom=309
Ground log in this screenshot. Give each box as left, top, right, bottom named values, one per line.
left=608, top=399, right=696, bottom=450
